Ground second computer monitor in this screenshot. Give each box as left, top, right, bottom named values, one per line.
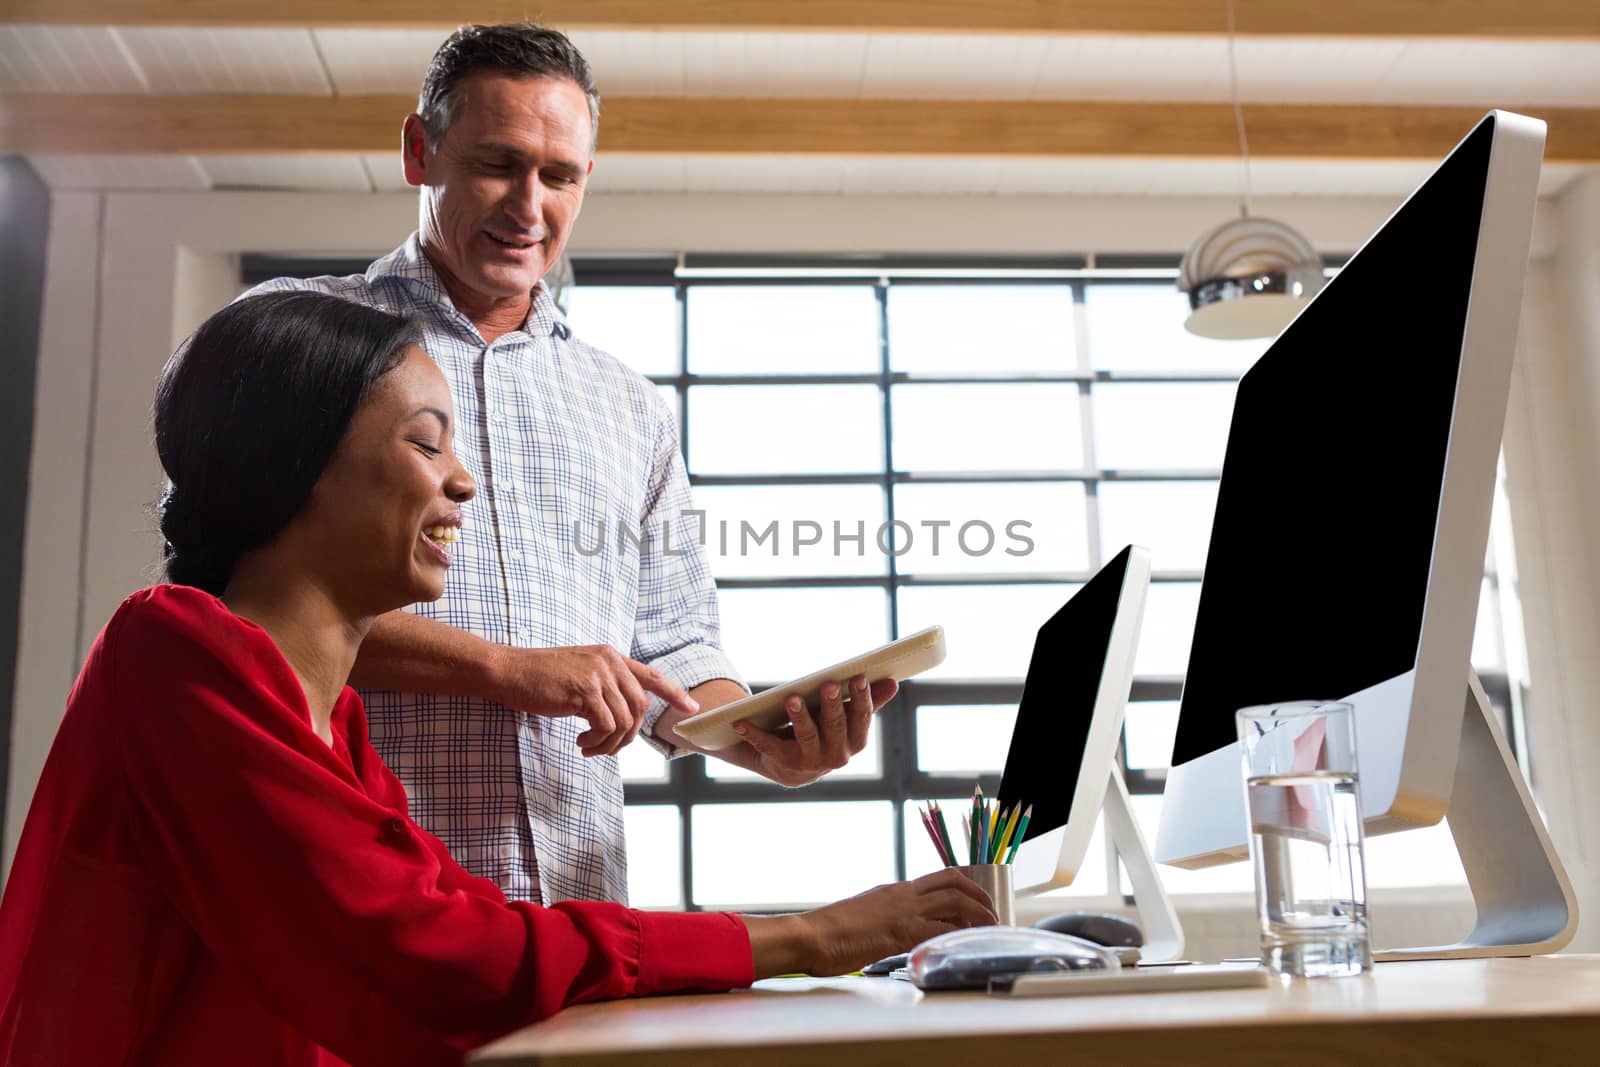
left=999, top=544, right=1150, bottom=894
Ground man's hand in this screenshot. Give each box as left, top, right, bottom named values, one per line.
left=714, top=674, right=898, bottom=788
left=489, top=645, right=700, bottom=757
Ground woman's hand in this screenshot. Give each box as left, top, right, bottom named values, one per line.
left=744, top=869, right=997, bottom=979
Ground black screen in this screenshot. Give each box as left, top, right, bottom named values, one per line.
left=998, top=546, right=1133, bottom=843
left=1169, top=119, right=1494, bottom=768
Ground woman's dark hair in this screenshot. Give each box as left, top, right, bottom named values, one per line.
left=154, top=291, right=423, bottom=596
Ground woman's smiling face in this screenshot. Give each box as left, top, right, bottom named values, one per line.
left=297, top=345, right=476, bottom=612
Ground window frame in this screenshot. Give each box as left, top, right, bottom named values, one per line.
left=587, top=257, right=1520, bottom=911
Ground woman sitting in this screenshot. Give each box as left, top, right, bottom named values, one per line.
left=0, top=292, right=993, bottom=1066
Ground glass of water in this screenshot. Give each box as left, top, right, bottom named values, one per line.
left=1236, top=700, right=1371, bottom=978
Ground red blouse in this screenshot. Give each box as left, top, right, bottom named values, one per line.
left=0, top=585, right=752, bottom=1066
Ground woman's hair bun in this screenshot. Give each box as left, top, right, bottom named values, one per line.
left=153, top=291, right=421, bottom=595
left=156, top=482, right=234, bottom=596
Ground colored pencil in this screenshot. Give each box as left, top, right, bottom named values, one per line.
left=1004, top=805, right=1033, bottom=865
left=918, top=806, right=948, bottom=866
left=935, top=810, right=955, bottom=867
left=928, top=799, right=947, bottom=870
left=986, top=801, right=999, bottom=863
left=980, top=801, right=994, bottom=863
left=976, top=795, right=988, bottom=866
left=994, top=802, right=1023, bottom=862
left=934, top=799, right=953, bottom=857
left=934, top=809, right=953, bottom=870
left=960, top=811, right=972, bottom=864
left=971, top=786, right=984, bottom=868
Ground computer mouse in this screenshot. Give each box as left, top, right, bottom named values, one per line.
left=906, top=926, right=1118, bottom=991
left=1033, top=912, right=1144, bottom=948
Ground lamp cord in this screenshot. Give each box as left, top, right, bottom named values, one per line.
left=1225, top=0, right=1253, bottom=218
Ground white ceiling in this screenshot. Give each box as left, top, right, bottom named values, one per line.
left=27, top=153, right=1586, bottom=200
left=7, top=25, right=1600, bottom=104
left=5, top=24, right=1598, bottom=196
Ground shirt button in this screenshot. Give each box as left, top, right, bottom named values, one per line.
left=518, top=628, right=533, bottom=643
left=381, top=817, right=408, bottom=844
left=508, top=549, right=523, bottom=561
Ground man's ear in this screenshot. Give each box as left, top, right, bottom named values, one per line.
left=401, top=114, right=430, bottom=188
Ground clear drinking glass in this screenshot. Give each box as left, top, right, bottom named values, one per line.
left=1236, top=701, right=1372, bottom=978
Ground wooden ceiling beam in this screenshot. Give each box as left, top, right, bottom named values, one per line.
left=3, top=1, right=1598, bottom=38
left=5, top=95, right=1599, bottom=163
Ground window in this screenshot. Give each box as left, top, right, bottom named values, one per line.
left=564, top=260, right=1526, bottom=910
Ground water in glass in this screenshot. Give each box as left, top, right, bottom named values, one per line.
left=1247, top=769, right=1372, bottom=977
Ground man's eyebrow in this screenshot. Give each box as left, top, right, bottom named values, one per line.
left=474, top=140, right=529, bottom=159
left=407, top=406, right=451, bottom=432
left=474, top=141, right=587, bottom=173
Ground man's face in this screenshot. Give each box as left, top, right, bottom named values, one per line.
left=405, top=73, right=594, bottom=303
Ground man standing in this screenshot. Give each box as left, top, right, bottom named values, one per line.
left=246, top=24, right=893, bottom=905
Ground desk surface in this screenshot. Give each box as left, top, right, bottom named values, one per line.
left=472, top=955, right=1600, bottom=1066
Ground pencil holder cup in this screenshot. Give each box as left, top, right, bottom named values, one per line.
left=959, top=864, right=1015, bottom=926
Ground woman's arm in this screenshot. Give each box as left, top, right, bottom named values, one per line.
left=108, top=598, right=750, bottom=1065
left=743, top=871, right=996, bottom=978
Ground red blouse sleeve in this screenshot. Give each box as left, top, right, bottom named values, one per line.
left=108, top=589, right=751, bottom=1065
left=339, top=697, right=511, bottom=907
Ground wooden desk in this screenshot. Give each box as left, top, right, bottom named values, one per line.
left=472, top=955, right=1600, bottom=1066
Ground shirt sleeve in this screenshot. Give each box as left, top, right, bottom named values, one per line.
left=631, top=390, right=750, bottom=757
left=108, top=596, right=752, bottom=1064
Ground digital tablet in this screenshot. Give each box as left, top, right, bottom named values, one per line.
left=672, top=626, right=946, bottom=750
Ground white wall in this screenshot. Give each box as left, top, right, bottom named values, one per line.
left=8, top=185, right=1598, bottom=955
left=8, top=192, right=100, bottom=857
left=1501, top=171, right=1600, bottom=950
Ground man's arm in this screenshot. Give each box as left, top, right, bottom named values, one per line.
left=349, top=612, right=699, bottom=756
left=626, top=393, right=754, bottom=753
left=347, top=611, right=503, bottom=703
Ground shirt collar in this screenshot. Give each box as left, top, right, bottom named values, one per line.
left=367, top=232, right=571, bottom=341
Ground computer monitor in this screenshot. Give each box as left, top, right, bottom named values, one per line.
left=996, top=545, right=1182, bottom=959
left=1154, top=111, right=1576, bottom=958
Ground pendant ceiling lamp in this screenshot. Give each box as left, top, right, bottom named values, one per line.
left=1178, top=0, right=1325, bottom=340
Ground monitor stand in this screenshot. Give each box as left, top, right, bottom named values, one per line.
left=1373, top=672, right=1579, bottom=961
left=1101, top=767, right=1185, bottom=963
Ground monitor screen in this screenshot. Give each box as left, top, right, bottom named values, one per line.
left=998, top=545, right=1133, bottom=843
left=1169, top=119, right=1494, bottom=768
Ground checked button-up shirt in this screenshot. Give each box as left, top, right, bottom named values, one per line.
left=247, top=234, right=744, bottom=905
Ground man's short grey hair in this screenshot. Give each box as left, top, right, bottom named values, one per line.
left=418, top=23, right=600, bottom=154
